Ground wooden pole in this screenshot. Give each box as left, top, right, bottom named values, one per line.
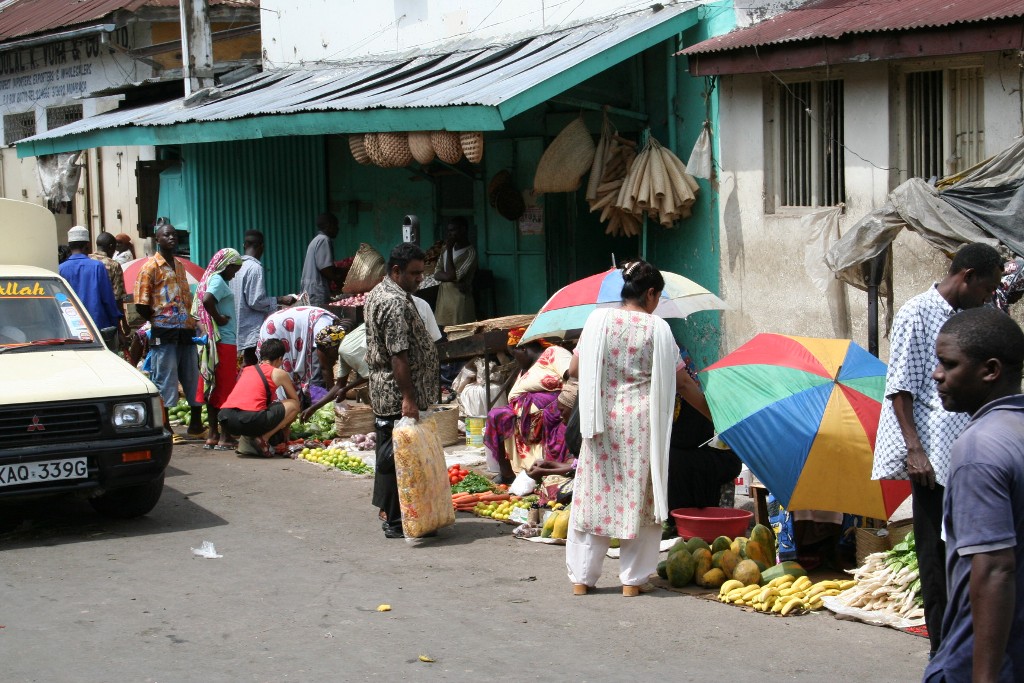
left=179, top=0, right=215, bottom=96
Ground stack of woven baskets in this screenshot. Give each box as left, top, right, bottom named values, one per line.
left=349, top=131, right=484, bottom=168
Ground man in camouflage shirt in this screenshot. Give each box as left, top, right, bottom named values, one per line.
left=364, top=242, right=440, bottom=538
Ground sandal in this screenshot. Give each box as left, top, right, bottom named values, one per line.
left=181, top=429, right=209, bottom=441
left=171, top=434, right=188, bottom=445
left=212, top=443, right=234, bottom=451
left=203, top=438, right=220, bottom=450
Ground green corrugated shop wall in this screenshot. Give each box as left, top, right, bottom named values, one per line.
left=182, top=136, right=327, bottom=296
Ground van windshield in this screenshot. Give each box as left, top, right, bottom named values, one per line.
left=0, top=278, right=100, bottom=348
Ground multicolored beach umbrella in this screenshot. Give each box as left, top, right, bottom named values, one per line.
left=520, top=268, right=726, bottom=344
left=701, top=334, right=911, bottom=520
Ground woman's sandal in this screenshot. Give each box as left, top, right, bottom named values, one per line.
left=572, top=584, right=590, bottom=596
left=203, top=438, right=219, bottom=450
left=253, top=437, right=274, bottom=458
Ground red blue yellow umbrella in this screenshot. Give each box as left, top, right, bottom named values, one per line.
left=701, top=334, right=911, bottom=520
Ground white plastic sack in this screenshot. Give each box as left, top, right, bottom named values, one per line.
left=686, top=124, right=713, bottom=179
left=458, top=381, right=507, bottom=417
left=509, top=470, right=538, bottom=496
left=821, top=595, right=925, bottom=630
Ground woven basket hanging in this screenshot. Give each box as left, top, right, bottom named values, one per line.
left=460, top=131, right=484, bottom=163
left=348, top=135, right=370, bottom=165
left=408, top=130, right=436, bottom=164
left=363, top=133, right=387, bottom=167
left=533, top=116, right=596, bottom=194
left=377, top=132, right=413, bottom=168
left=488, top=170, right=525, bottom=221
left=430, top=130, right=463, bottom=164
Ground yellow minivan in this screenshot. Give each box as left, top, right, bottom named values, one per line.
left=0, top=199, right=171, bottom=517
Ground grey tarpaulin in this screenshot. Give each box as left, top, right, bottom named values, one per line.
left=825, top=138, right=1024, bottom=335
left=35, top=152, right=84, bottom=209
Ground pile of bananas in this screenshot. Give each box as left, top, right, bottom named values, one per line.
left=718, top=575, right=856, bottom=616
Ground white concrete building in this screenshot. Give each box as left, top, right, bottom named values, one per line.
left=682, top=0, right=1024, bottom=357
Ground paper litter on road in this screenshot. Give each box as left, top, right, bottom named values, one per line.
left=190, top=541, right=222, bottom=558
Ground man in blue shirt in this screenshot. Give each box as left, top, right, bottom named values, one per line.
left=924, top=307, right=1024, bottom=683
left=58, top=225, right=123, bottom=348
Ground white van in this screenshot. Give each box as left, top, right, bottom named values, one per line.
left=0, top=199, right=171, bottom=517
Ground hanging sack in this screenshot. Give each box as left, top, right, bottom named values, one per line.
left=393, top=417, right=456, bottom=538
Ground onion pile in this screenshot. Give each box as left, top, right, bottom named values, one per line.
left=350, top=432, right=377, bottom=451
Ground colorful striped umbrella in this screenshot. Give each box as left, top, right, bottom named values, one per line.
left=121, top=256, right=205, bottom=297
left=520, top=268, right=725, bottom=343
left=701, top=334, right=911, bottom=520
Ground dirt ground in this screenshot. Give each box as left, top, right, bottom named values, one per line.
left=1, top=442, right=930, bottom=682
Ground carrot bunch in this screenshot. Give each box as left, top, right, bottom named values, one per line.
left=452, top=492, right=511, bottom=511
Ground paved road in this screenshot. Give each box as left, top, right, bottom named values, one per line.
left=2, top=443, right=930, bottom=682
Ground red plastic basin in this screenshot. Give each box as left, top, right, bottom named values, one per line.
left=670, top=507, right=754, bottom=542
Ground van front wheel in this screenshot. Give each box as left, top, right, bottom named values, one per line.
left=89, top=474, right=165, bottom=519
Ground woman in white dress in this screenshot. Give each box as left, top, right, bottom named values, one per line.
left=566, top=261, right=708, bottom=597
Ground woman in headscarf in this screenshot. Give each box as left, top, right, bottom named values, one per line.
left=566, top=260, right=710, bottom=597
left=257, top=306, right=341, bottom=398
left=192, top=248, right=244, bottom=449
left=484, top=326, right=573, bottom=484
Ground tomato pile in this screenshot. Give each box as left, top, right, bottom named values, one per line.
left=448, top=464, right=470, bottom=485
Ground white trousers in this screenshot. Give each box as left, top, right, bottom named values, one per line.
left=565, top=523, right=662, bottom=587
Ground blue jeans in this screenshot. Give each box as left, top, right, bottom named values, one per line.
left=149, top=341, right=200, bottom=408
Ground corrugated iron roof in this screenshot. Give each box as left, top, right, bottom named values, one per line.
left=681, top=0, right=1024, bottom=55
left=19, top=2, right=697, bottom=150
left=0, top=0, right=257, bottom=42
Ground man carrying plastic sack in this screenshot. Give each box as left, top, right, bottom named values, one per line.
left=365, top=243, right=441, bottom=539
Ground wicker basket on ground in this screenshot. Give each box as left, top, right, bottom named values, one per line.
left=334, top=402, right=375, bottom=438
left=460, top=131, right=484, bottom=163
left=427, top=404, right=461, bottom=447
left=408, top=131, right=435, bottom=164
left=378, top=132, right=413, bottom=167
left=431, top=130, right=463, bottom=164
left=348, top=135, right=370, bottom=165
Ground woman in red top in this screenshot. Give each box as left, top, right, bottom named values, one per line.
left=218, top=338, right=300, bottom=457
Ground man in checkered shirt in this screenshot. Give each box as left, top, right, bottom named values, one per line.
left=873, top=243, right=1003, bottom=657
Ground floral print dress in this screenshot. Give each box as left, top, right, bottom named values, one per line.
left=573, top=309, right=677, bottom=540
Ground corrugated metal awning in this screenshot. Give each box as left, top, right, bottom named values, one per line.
left=680, top=0, right=1024, bottom=55
left=17, top=3, right=699, bottom=158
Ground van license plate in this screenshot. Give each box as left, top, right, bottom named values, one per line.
left=0, top=458, right=88, bottom=487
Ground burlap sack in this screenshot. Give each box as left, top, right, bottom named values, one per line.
left=342, top=243, right=386, bottom=294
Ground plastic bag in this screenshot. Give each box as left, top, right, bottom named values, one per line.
left=686, top=124, right=712, bottom=179
left=392, top=417, right=456, bottom=538
left=509, top=470, right=538, bottom=496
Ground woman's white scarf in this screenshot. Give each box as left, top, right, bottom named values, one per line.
left=577, top=308, right=678, bottom=522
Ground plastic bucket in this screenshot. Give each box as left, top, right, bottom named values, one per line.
left=466, top=416, right=485, bottom=447
left=670, top=507, right=753, bottom=542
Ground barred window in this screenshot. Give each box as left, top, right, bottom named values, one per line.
left=776, top=79, right=845, bottom=207
left=46, top=104, right=83, bottom=130
left=902, top=66, right=984, bottom=181
left=3, top=111, right=36, bottom=145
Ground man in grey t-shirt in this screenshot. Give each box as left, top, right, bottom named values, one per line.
left=300, top=212, right=343, bottom=308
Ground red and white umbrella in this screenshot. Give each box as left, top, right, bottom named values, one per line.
left=121, top=256, right=206, bottom=295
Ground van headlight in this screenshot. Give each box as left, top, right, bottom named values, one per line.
left=113, top=402, right=148, bottom=428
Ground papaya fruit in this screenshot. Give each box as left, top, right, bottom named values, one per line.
left=656, top=560, right=669, bottom=580
left=668, top=538, right=689, bottom=557
left=730, top=537, right=748, bottom=558
left=692, top=548, right=713, bottom=584
left=718, top=549, right=741, bottom=579
left=666, top=548, right=696, bottom=588
left=732, top=559, right=762, bottom=586
left=711, top=550, right=726, bottom=569
left=753, top=560, right=768, bottom=573
left=749, top=524, right=776, bottom=562
left=760, top=561, right=807, bottom=585
left=744, top=540, right=771, bottom=567
left=700, top=568, right=727, bottom=588
left=552, top=509, right=570, bottom=539
left=540, top=512, right=556, bottom=538
left=684, top=537, right=711, bottom=554
left=710, top=535, right=732, bottom=554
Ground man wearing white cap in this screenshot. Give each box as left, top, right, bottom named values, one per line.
left=58, top=225, right=123, bottom=348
